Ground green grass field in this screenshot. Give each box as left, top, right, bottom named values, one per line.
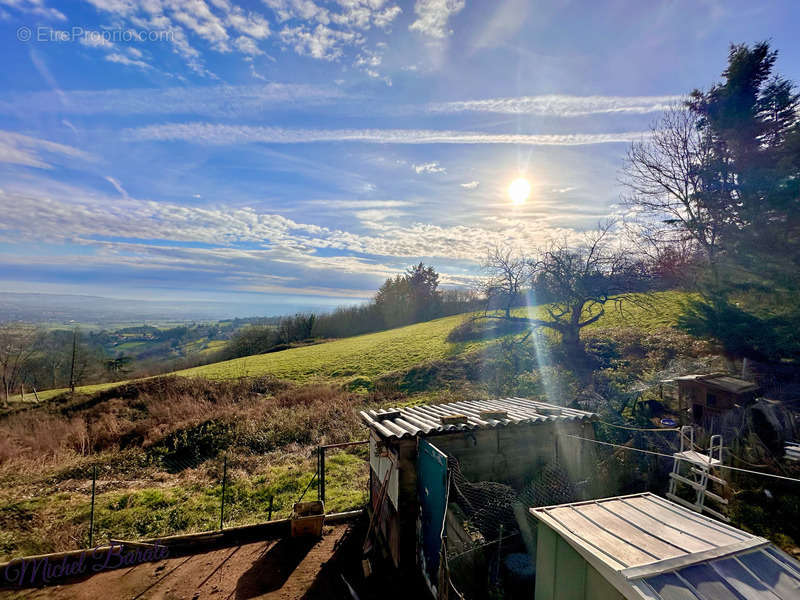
left=17, top=291, right=690, bottom=402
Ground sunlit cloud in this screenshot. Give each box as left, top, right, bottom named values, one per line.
left=125, top=122, right=648, bottom=146
left=409, top=0, right=465, bottom=39
left=428, top=94, right=683, bottom=116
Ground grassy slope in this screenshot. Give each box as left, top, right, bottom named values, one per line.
left=20, top=291, right=690, bottom=401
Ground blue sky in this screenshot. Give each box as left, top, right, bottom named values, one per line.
left=1, top=0, right=799, bottom=315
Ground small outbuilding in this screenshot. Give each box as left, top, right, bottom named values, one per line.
left=673, top=373, right=759, bottom=422
left=360, top=396, right=597, bottom=598
left=531, top=492, right=800, bottom=600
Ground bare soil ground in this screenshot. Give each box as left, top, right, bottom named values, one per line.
left=0, top=525, right=349, bottom=600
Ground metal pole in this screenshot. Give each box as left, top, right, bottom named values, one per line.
left=268, top=495, right=274, bottom=521
left=89, top=465, right=96, bottom=547
left=220, top=455, right=227, bottom=531
left=69, top=329, right=77, bottom=393
left=320, top=446, right=326, bottom=505
left=494, top=524, right=504, bottom=583
left=317, top=446, right=321, bottom=501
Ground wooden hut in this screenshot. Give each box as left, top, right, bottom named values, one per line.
left=673, top=373, right=758, bottom=422
left=360, top=397, right=597, bottom=597
left=530, top=492, right=800, bottom=599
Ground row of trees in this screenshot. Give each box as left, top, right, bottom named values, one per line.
left=222, top=263, right=483, bottom=360
left=0, top=326, right=104, bottom=405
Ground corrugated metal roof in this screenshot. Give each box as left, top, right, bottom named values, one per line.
left=360, top=397, right=596, bottom=440
left=531, top=493, right=800, bottom=599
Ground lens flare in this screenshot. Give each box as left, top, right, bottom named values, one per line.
left=508, top=177, right=531, bottom=205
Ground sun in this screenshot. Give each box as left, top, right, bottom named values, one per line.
left=508, top=177, right=531, bottom=205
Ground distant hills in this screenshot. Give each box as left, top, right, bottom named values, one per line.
left=0, top=292, right=319, bottom=325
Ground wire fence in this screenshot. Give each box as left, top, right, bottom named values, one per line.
left=443, top=455, right=579, bottom=599
left=1, top=441, right=369, bottom=561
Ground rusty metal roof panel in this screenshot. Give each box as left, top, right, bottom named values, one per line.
left=360, top=397, right=597, bottom=440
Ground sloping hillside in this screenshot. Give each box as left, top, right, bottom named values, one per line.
left=22, top=291, right=690, bottom=401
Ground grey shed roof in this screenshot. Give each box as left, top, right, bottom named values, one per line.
left=531, top=492, right=800, bottom=600
left=360, top=397, right=596, bottom=440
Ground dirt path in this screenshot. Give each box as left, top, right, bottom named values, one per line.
left=0, top=525, right=348, bottom=600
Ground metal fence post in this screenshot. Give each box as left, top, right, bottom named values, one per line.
left=89, top=465, right=96, bottom=547
left=320, top=446, right=326, bottom=505
left=220, top=455, right=228, bottom=531
left=316, top=446, right=321, bottom=501
left=268, top=495, right=274, bottom=521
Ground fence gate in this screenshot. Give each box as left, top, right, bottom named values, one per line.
left=417, top=438, right=449, bottom=597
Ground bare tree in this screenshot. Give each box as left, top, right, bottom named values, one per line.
left=527, top=223, right=645, bottom=359
left=478, top=246, right=529, bottom=318
left=621, top=105, right=723, bottom=271
left=475, top=224, right=647, bottom=361
left=0, top=323, right=40, bottom=406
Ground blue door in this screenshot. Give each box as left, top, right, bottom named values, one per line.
left=417, top=438, right=448, bottom=596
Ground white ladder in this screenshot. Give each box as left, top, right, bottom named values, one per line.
left=667, top=426, right=729, bottom=522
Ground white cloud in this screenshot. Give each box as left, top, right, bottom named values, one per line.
left=0, top=83, right=347, bottom=117
left=125, top=122, right=648, bottom=146
left=551, top=186, right=576, bottom=194
left=354, top=208, right=406, bottom=224
left=279, top=23, right=361, bottom=60
left=413, top=161, right=445, bottom=174
left=104, top=176, right=129, bottom=199
left=76, top=0, right=271, bottom=75
left=0, top=179, right=605, bottom=283
left=106, top=52, right=152, bottom=70
left=0, top=130, right=94, bottom=169
left=428, top=94, right=684, bottom=116
left=265, top=0, right=398, bottom=74
left=233, top=35, right=264, bottom=55
left=0, top=0, right=65, bottom=20
left=460, top=180, right=479, bottom=189
left=409, top=0, right=465, bottom=39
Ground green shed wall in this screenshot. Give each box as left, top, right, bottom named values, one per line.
left=534, top=522, right=624, bottom=600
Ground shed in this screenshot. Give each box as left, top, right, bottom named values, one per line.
left=530, top=492, right=800, bottom=599
left=360, top=397, right=597, bottom=597
left=673, top=373, right=758, bottom=422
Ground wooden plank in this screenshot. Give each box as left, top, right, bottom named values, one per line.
left=577, top=504, right=686, bottom=561
left=625, top=495, right=745, bottom=546
left=610, top=501, right=715, bottom=554
left=547, top=507, right=655, bottom=568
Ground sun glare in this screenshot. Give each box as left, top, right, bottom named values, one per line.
left=508, top=177, right=531, bottom=205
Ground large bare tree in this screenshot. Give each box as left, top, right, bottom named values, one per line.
left=621, top=105, right=722, bottom=270
left=527, top=224, right=645, bottom=359
left=477, top=224, right=646, bottom=360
